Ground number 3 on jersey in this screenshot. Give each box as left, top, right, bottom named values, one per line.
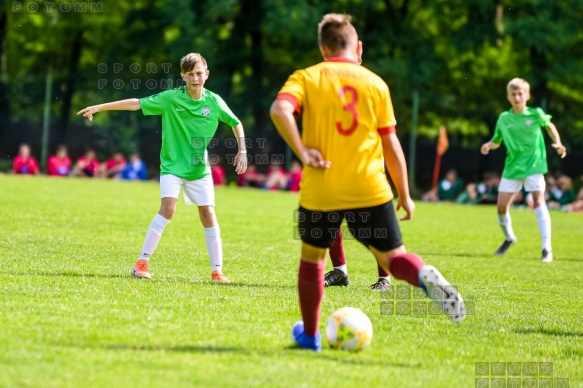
left=336, top=85, right=359, bottom=136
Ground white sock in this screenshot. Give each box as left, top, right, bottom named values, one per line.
left=204, top=225, right=223, bottom=273
left=378, top=275, right=390, bottom=281
left=534, top=205, right=552, bottom=251
left=498, top=213, right=517, bottom=242
left=334, top=265, right=348, bottom=274
left=138, top=214, right=169, bottom=261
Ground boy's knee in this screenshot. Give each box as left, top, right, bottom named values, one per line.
left=159, top=205, right=176, bottom=220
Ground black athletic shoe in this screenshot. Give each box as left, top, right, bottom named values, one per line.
left=494, top=239, right=516, bottom=256
left=324, top=268, right=350, bottom=287
left=370, top=278, right=392, bottom=292
left=541, top=249, right=553, bottom=263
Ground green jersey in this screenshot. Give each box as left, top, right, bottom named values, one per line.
left=491, top=107, right=551, bottom=180
left=140, top=87, right=240, bottom=180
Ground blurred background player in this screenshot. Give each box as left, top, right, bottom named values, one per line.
left=78, top=52, right=247, bottom=282
left=120, top=151, right=148, bottom=181
left=325, top=229, right=392, bottom=291
left=47, top=145, right=72, bottom=177
left=481, top=78, right=566, bottom=263
left=271, top=14, right=465, bottom=351
left=12, top=143, right=40, bottom=175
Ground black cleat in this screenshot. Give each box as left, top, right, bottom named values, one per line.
left=494, top=239, right=516, bottom=256
left=324, top=268, right=350, bottom=287
left=370, top=278, right=392, bottom=292
left=541, top=249, right=553, bottom=263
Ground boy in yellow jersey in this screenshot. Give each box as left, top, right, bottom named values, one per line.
left=78, top=53, right=247, bottom=282
left=481, top=78, right=566, bottom=262
left=271, top=14, right=465, bottom=351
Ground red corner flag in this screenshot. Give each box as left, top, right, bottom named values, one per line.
left=432, top=126, right=449, bottom=189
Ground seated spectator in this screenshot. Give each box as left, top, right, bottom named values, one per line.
left=476, top=172, right=499, bottom=204
left=13, top=143, right=40, bottom=175
left=287, top=160, right=302, bottom=192
left=561, top=176, right=583, bottom=212
left=456, top=183, right=479, bottom=204
left=544, top=175, right=558, bottom=202
left=237, top=164, right=265, bottom=188
left=263, top=163, right=288, bottom=190
left=211, top=157, right=226, bottom=186
left=98, top=152, right=126, bottom=179
left=47, top=145, right=72, bottom=176
left=437, top=169, right=464, bottom=201
left=548, top=174, right=575, bottom=209
left=121, top=152, right=148, bottom=181
left=73, top=149, right=100, bottom=177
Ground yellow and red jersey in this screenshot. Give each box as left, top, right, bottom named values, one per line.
left=277, top=58, right=396, bottom=211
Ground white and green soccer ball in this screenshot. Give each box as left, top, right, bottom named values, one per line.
left=326, top=307, right=373, bottom=351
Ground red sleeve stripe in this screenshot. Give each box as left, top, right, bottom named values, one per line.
left=378, top=126, right=396, bottom=135
left=276, top=93, right=301, bottom=116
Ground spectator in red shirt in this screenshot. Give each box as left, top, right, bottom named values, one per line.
left=73, top=149, right=100, bottom=177
left=211, top=158, right=226, bottom=186
left=13, top=143, right=40, bottom=175
left=98, top=152, right=126, bottom=179
left=237, top=164, right=265, bottom=188
left=263, top=163, right=288, bottom=190
left=287, top=160, right=302, bottom=192
left=47, top=145, right=72, bottom=176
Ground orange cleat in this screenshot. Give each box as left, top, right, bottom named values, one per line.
left=212, top=270, right=230, bottom=283
left=131, top=260, right=152, bottom=279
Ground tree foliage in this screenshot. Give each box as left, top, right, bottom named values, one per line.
left=1, top=0, right=582, bottom=176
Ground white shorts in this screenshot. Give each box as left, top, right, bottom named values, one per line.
left=498, top=174, right=545, bottom=193
left=160, top=174, right=215, bottom=206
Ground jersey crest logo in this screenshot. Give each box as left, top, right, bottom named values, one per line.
left=525, top=119, right=533, bottom=127
left=201, top=107, right=211, bottom=116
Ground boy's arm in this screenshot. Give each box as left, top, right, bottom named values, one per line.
left=77, top=98, right=141, bottom=121
left=480, top=141, right=501, bottom=155
left=270, top=99, right=330, bottom=168
left=381, top=132, right=415, bottom=220
left=545, top=123, right=567, bottom=158
left=231, top=123, right=248, bottom=174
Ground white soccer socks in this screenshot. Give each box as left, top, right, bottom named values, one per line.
left=138, top=213, right=170, bottom=261
left=498, top=213, right=517, bottom=242
left=534, top=205, right=552, bottom=251
left=204, top=225, right=224, bottom=273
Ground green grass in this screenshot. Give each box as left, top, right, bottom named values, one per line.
left=0, top=175, right=582, bottom=387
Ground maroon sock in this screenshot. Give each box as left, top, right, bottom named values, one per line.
left=377, top=264, right=390, bottom=278
left=298, top=260, right=325, bottom=336
left=329, top=229, right=346, bottom=267
left=388, top=253, right=426, bottom=287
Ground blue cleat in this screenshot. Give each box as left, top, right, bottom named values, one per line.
left=291, top=321, right=322, bottom=351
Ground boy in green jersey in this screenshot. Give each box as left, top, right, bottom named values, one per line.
left=78, top=53, right=247, bottom=281
left=481, top=78, right=566, bottom=262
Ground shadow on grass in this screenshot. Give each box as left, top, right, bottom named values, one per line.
left=0, top=271, right=128, bottom=279
left=424, top=252, right=486, bottom=259
left=514, top=327, right=583, bottom=338
left=95, top=343, right=420, bottom=368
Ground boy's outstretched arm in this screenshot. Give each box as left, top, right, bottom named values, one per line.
left=270, top=99, right=330, bottom=168
left=381, top=132, right=415, bottom=221
left=545, top=123, right=567, bottom=158
left=231, top=123, right=248, bottom=174
left=480, top=141, right=500, bottom=155
left=77, top=98, right=141, bottom=121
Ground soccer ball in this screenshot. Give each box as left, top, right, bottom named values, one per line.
left=326, top=307, right=373, bottom=351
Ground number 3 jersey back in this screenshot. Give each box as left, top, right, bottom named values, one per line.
left=277, top=58, right=397, bottom=211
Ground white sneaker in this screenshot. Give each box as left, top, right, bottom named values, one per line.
left=541, top=249, right=553, bottom=263
left=419, top=265, right=466, bottom=323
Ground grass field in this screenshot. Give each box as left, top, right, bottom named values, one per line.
left=0, top=175, right=582, bottom=387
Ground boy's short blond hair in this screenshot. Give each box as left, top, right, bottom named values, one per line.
left=318, top=13, right=357, bottom=52
left=180, top=53, right=207, bottom=73
left=507, top=78, right=530, bottom=93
